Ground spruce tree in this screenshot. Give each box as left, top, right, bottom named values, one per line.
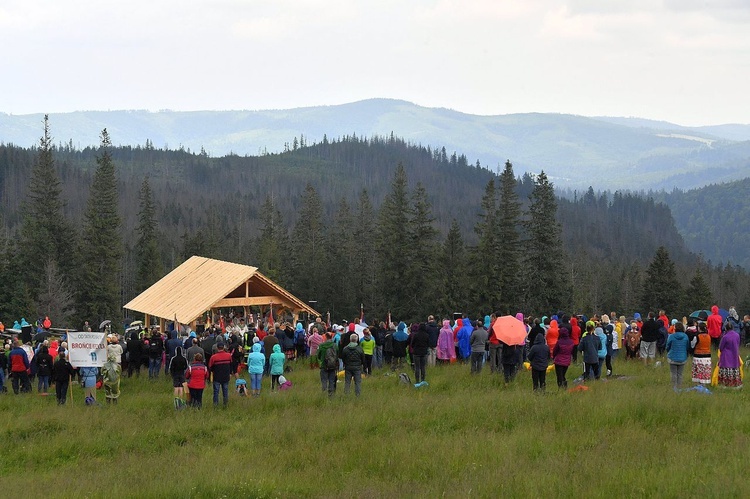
left=407, top=182, right=439, bottom=318
left=323, top=198, right=357, bottom=318
left=290, top=183, right=326, bottom=305
left=376, top=163, right=412, bottom=319
left=256, top=195, right=288, bottom=285
left=497, top=160, right=523, bottom=312
left=522, top=171, right=568, bottom=314
left=468, top=178, right=501, bottom=313
left=439, top=219, right=467, bottom=316
left=641, top=246, right=681, bottom=315
left=76, top=129, right=124, bottom=329
left=353, top=189, right=376, bottom=317
left=682, top=268, right=713, bottom=313
left=134, top=176, right=163, bottom=293
left=19, top=115, right=75, bottom=297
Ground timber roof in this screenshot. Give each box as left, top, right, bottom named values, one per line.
left=123, top=256, right=318, bottom=323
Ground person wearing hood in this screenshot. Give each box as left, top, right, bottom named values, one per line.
left=552, top=327, right=575, bottom=389
left=717, top=321, right=742, bottom=388
left=706, top=305, right=723, bottom=350
left=269, top=343, right=286, bottom=391
left=456, top=317, right=473, bottom=363
left=570, top=317, right=581, bottom=363
left=500, top=341, right=518, bottom=385
left=437, top=319, right=456, bottom=364
left=169, top=346, right=188, bottom=401
left=527, top=333, right=549, bottom=392
left=341, top=333, right=365, bottom=396
left=391, top=321, right=409, bottom=371
left=316, top=332, right=338, bottom=397
left=579, top=322, right=602, bottom=380
left=469, top=320, right=489, bottom=374
left=165, top=330, right=182, bottom=375
left=102, top=352, right=122, bottom=404
left=546, top=320, right=560, bottom=358
left=35, top=344, right=53, bottom=395
left=594, top=327, right=608, bottom=376
left=294, top=322, right=307, bottom=360
left=247, top=343, right=265, bottom=397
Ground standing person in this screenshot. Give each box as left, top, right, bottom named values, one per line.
left=102, top=352, right=122, bottom=404
left=456, top=318, right=473, bottom=364
left=469, top=320, right=489, bottom=374
left=691, top=322, right=712, bottom=385
left=579, top=323, right=602, bottom=380
left=391, top=322, right=409, bottom=371
left=126, top=330, right=142, bottom=378
left=570, top=316, right=581, bottom=363
left=165, top=330, right=181, bottom=375
left=51, top=350, right=75, bottom=405
left=639, top=312, right=660, bottom=366
left=269, top=344, right=286, bottom=391
left=373, top=322, right=386, bottom=369
left=317, top=332, right=338, bottom=397
left=186, top=337, right=204, bottom=364
left=707, top=305, right=723, bottom=350
left=8, top=339, right=31, bottom=394
left=35, top=344, right=53, bottom=395
left=717, top=323, right=742, bottom=388
left=424, top=315, right=440, bottom=367
left=169, top=346, right=188, bottom=402
left=360, top=329, right=376, bottom=376
left=229, top=338, right=244, bottom=380
left=594, top=326, right=608, bottom=377
left=601, top=315, right=615, bottom=376
left=307, top=326, right=324, bottom=368
left=0, top=344, right=7, bottom=393
left=79, top=364, right=98, bottom=403
left=384, top=323, right=395, bottom=366
left=626, top=321, right=641, bottom=360
left=185, top=353, right=208, bottom=408
left=341, top=333, right=365, bottom=396
left=208, top=342, right=232, bottom=407
left=410, top=323, right=430, bottom=385
left=437, top=319, right=456, bottom=364
left=487, top=314, right=501, bottom=373
left=247, top=342, right=265, bottom=397
left=294, top=322, right=307, bottom=360
left=546, top=320, right=560, bottom=358
left=262, top=330, right=279, bottom=376
left=527, top=332, right=550, bottom=392
left=666, top=322, right=689, bottom=390
left=148, top=330, right=164, bottom=379
left=500, top=342, right=518, bottom=385
left=552, top=327, right=575, bottom=389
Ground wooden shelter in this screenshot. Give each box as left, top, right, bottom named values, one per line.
left=123, top=256, right=319, bottom=331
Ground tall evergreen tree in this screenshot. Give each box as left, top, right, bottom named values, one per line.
left=19, top=115, right=75, bottom=298
left=255, top=195, right=288, bottom=285
left=439, top=219, right=467, bottom=316
left=290, top=183, right=326, bottom=305
left=353, top=189, right=376, bottom=317
left=641, top=246, right=681, bottom=315
left=407, top=182, right=439, bottom=318
left=323, top=198, right=357, bottom=319
left=497, top=160, right=523, bottom=312
left=134, top=176, right=163, bottom=294
left=682, top=268, right=713, bottom=313
left=468, top=179, right=501, bottom=313
left=522, top=171, right=568, bottom=314
left=376, top=164, right=413, bottom=320
left=35, top=259, right=75, bottom=326
left=76, top=129, right=124, bottom=328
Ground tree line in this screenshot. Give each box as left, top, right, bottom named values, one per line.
left=1, top=118, right=748, bottom=330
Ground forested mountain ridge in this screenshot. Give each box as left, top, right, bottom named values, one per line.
left=1, top=132, right=747, bottom=327
left=2, top=99, right=750, bottom=190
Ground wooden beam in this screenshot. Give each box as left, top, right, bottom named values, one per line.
left=213, top=296, right=285, bottom=308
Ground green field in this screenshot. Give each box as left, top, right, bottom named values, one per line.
left=2, top=355, right=749, bottom=498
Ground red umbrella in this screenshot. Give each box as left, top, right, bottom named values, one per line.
left=492, top=315, right=527, bottom=346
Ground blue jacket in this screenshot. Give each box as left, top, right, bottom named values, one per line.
left=247, top=343, right=266, bottom=375
left=666, top=331, right=689, bottom=364
left=457, top=318, right=473, bottom=359
left=393, top=322, right=409, bottom=342
left=594, top=328, right=607, bottom=359
left=269, top=344, right=285, bottom=375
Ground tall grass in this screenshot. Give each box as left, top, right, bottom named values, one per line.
left=1, top=353, right=749, bottom=498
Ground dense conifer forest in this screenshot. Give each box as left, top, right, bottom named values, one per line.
left=1, top=120, right=747, bottom=329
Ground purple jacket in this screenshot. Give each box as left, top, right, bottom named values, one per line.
left=552, top=329, right=575, bottom=367
left=718, top=330, right=741, bottom=369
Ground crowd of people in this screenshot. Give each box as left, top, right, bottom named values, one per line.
left=1, top=305, right=746, bottom=408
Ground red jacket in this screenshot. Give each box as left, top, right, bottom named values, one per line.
left=185, top=362, right=208, bottom=389
left=707, top=306, right=723, bottom=339
left=9, top=346, right=30, bottom=373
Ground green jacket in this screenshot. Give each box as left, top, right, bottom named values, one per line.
left=317, top=340, right=336, bottom=370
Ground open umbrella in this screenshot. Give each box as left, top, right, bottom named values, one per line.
left=492, top=315, right=527, bottom=346
left=99, top=320, right=112, bottom=331
left=690, top=310, right=710, bottom=321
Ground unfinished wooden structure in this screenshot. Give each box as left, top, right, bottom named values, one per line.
left=123, top=256, right=319, bottom=331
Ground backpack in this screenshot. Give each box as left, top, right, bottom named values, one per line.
left=174, top=397, right=187, bottom=410
left=324, top=346, right=338, bottom=370
left=295, top=330, right=306, bottom=346
left=398, top=372, right=412, bottom=385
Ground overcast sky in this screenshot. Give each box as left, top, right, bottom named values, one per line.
left=1, top=0, right=748, bottom=126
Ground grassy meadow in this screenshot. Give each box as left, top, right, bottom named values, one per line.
left=2, top=353, right=750, bottom=498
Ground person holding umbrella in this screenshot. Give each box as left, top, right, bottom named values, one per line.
left=492, top=316, right=527, bottom=385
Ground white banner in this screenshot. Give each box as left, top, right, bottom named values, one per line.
left=68, top=332, right=107, bottom=367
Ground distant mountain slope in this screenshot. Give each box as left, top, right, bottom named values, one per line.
left=2, top=99, right=750, bottom=189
